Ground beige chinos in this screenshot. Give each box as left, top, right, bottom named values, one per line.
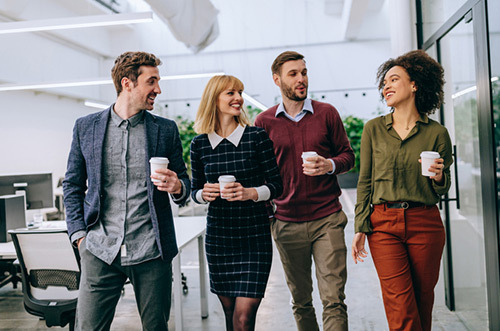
left=271, top=210, right=348, bottom=331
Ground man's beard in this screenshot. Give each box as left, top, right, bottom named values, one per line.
left=282, top=83, right=307, bottom=101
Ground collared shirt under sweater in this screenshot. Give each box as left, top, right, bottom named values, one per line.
left=255, top=99, right=355, bottom=222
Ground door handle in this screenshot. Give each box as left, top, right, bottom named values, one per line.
left=440, top=144, right=460, bottom=209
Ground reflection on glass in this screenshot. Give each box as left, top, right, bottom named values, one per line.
left=440, top=17, right=488, bottom=330
left=421, top=0, right=468, bottom=40
left=488, top=0, right=500, bottom=242
left=493, top=80, right=500, bottom=220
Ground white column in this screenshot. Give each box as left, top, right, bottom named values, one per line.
left=389, top=0, right=417, bottom=57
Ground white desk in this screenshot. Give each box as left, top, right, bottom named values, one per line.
left=0, top=217, right=208, bottom=331
left=172, top=216, right=208, bottom=330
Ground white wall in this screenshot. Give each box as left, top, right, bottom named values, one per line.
left=154, top=39, right=391, bottom=121
left=0, top=0, right=394, bottom=195
left=0, top=90, right=95, bottom=188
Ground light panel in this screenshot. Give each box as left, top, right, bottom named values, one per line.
left=0, top=72, right=225, bottom=92
left=0, top=12, right=153, bottom=34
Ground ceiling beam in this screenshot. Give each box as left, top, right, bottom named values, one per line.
left=340, top=0, right=371, bottom=40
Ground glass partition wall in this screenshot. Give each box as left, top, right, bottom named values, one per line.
left=418, top=0, right=500, bottom=329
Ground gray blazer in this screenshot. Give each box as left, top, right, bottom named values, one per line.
left=63, top=106, right=190, bottom=262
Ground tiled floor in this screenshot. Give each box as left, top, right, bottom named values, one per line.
left=0, top=189, right=469, bottom=330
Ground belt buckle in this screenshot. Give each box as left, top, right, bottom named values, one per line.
left=401, top=202, right=409, bottom=209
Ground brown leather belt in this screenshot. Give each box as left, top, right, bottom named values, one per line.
left=385, top=201, right=426, bottom=209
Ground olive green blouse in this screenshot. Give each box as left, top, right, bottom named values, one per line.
left=354, top=113, right=453, bottom=233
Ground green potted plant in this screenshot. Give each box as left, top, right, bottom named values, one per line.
left=175, top=116, right=197, bottom=174
left=337, top=115, right=365, bottom=188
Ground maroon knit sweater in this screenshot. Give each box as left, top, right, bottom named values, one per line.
left=254, top=100, right=354, bottom=222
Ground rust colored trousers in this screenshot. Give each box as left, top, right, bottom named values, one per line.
left=368, top=204, right=445, bottom=331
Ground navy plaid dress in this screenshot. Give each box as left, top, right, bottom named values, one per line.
left=190, top=126, right=282, bottom=298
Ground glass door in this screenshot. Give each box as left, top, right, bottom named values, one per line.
left=438, top=14, right=488, bottom=331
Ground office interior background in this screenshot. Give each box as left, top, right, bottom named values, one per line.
left=0, top=0, right=498, bottom=329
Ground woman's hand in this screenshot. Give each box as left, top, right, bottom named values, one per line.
left=202, top=183, right=220, bottom=202
left=351, top=232, right=368, bottom=264
left=419, top=157, right=445, bottom=184
left=428, top=157, right=445, bottom=184
left=222, top=182, right=258, bottom=201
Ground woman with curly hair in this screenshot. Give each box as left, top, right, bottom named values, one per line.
left=351, top=50, right=453, bottom=331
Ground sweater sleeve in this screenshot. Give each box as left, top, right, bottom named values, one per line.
left=354, top=121, right=373, bottom=233
left=328, top=107, right=355, bottom=174
left=254, top=128, right=283, bottom=199
left=431, top=127, right=453, bottom=195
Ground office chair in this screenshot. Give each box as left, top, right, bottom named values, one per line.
left=9, top=228, right=80, bottom=330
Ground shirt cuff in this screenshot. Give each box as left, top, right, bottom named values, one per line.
left=327, top=159, right=336, bottom=175
left=195, top=189, right=209, bottom=204
left=254, top=185, right=271, bottom=202
left=70, top=230, right=86, bottom=248
left=171, top=180, right=186, bottom=203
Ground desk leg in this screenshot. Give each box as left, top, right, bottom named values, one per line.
left=173, top=254, right=183, bottom=330
left=198, top=235, right=209, bottom=318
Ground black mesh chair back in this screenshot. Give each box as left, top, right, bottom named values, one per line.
left=9, top=228, right=80, bottom=330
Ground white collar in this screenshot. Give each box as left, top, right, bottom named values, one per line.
left=275, top=98, right=313, bottom=117
left=208, top=124, right=246, bottom=149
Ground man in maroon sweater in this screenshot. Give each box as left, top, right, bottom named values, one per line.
left=255, top=51, right=354, bottom=331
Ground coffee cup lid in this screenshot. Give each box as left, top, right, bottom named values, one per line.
left=150, top=157, right=169, bottom=163
left=218, top=175, right=236, bottom=182
left=420, top=151, right=440, bottom=158
left=302, top=151, right=318, bottom=157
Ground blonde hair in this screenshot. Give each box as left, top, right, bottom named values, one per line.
left=194, top=75, right=251, bottom=134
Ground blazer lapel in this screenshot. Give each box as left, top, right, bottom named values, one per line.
left=144, top=111, right=159, bottom=161
left=93, top=108, right=111, bottom=190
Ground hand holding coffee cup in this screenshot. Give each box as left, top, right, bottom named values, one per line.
left=202, top=182, right=220, bottom=202
left=302, top=151, right=318, bottom=175
left=150, top=157, right=182, bottom=194
left=150, top=157, right=169, bottom=182
left=218, top=175, right=236, bottom=199
left=302, top=151, right=333, bottom=176
left=420, top=151, right=445, bottom=183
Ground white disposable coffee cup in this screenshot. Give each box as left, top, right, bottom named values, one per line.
left=302, top=151, right=318, bottom=164
left=302, top=151, right=318, bottom=175
left=150, top=157, right=169, bottom=182
left=218, top=175, right=236, bottom=199
left=420, top=151, right=440, bottom=176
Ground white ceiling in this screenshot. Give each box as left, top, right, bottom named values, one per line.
left=0, top=0, right=390, bottom=116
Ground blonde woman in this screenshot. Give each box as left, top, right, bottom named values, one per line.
left=190, top=75, right=282, bottom=331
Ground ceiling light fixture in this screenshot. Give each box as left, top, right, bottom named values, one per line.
left=451, top=76, right=499, bottom=99
left=84, top=100, right=109, bottom=109
left=0, top=72, right=225, bottom=92
left=0, top=12, right=154, bottom=34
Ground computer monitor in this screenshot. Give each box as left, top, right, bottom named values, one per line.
left=0, top=173, right=53, bottom=210
left=0, top=194, right=26, bottom=242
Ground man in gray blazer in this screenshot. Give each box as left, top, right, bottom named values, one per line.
left=63, top=51, right=190, bottom=330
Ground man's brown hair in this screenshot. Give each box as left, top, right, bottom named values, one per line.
left=111, top=51, right=162, bottom=96
left=271, top=51, right=305, bottom=75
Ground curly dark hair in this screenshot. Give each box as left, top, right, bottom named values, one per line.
left=111, top=51, right=162, bottom=96
left=376, top=50, right=445, bottom=115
